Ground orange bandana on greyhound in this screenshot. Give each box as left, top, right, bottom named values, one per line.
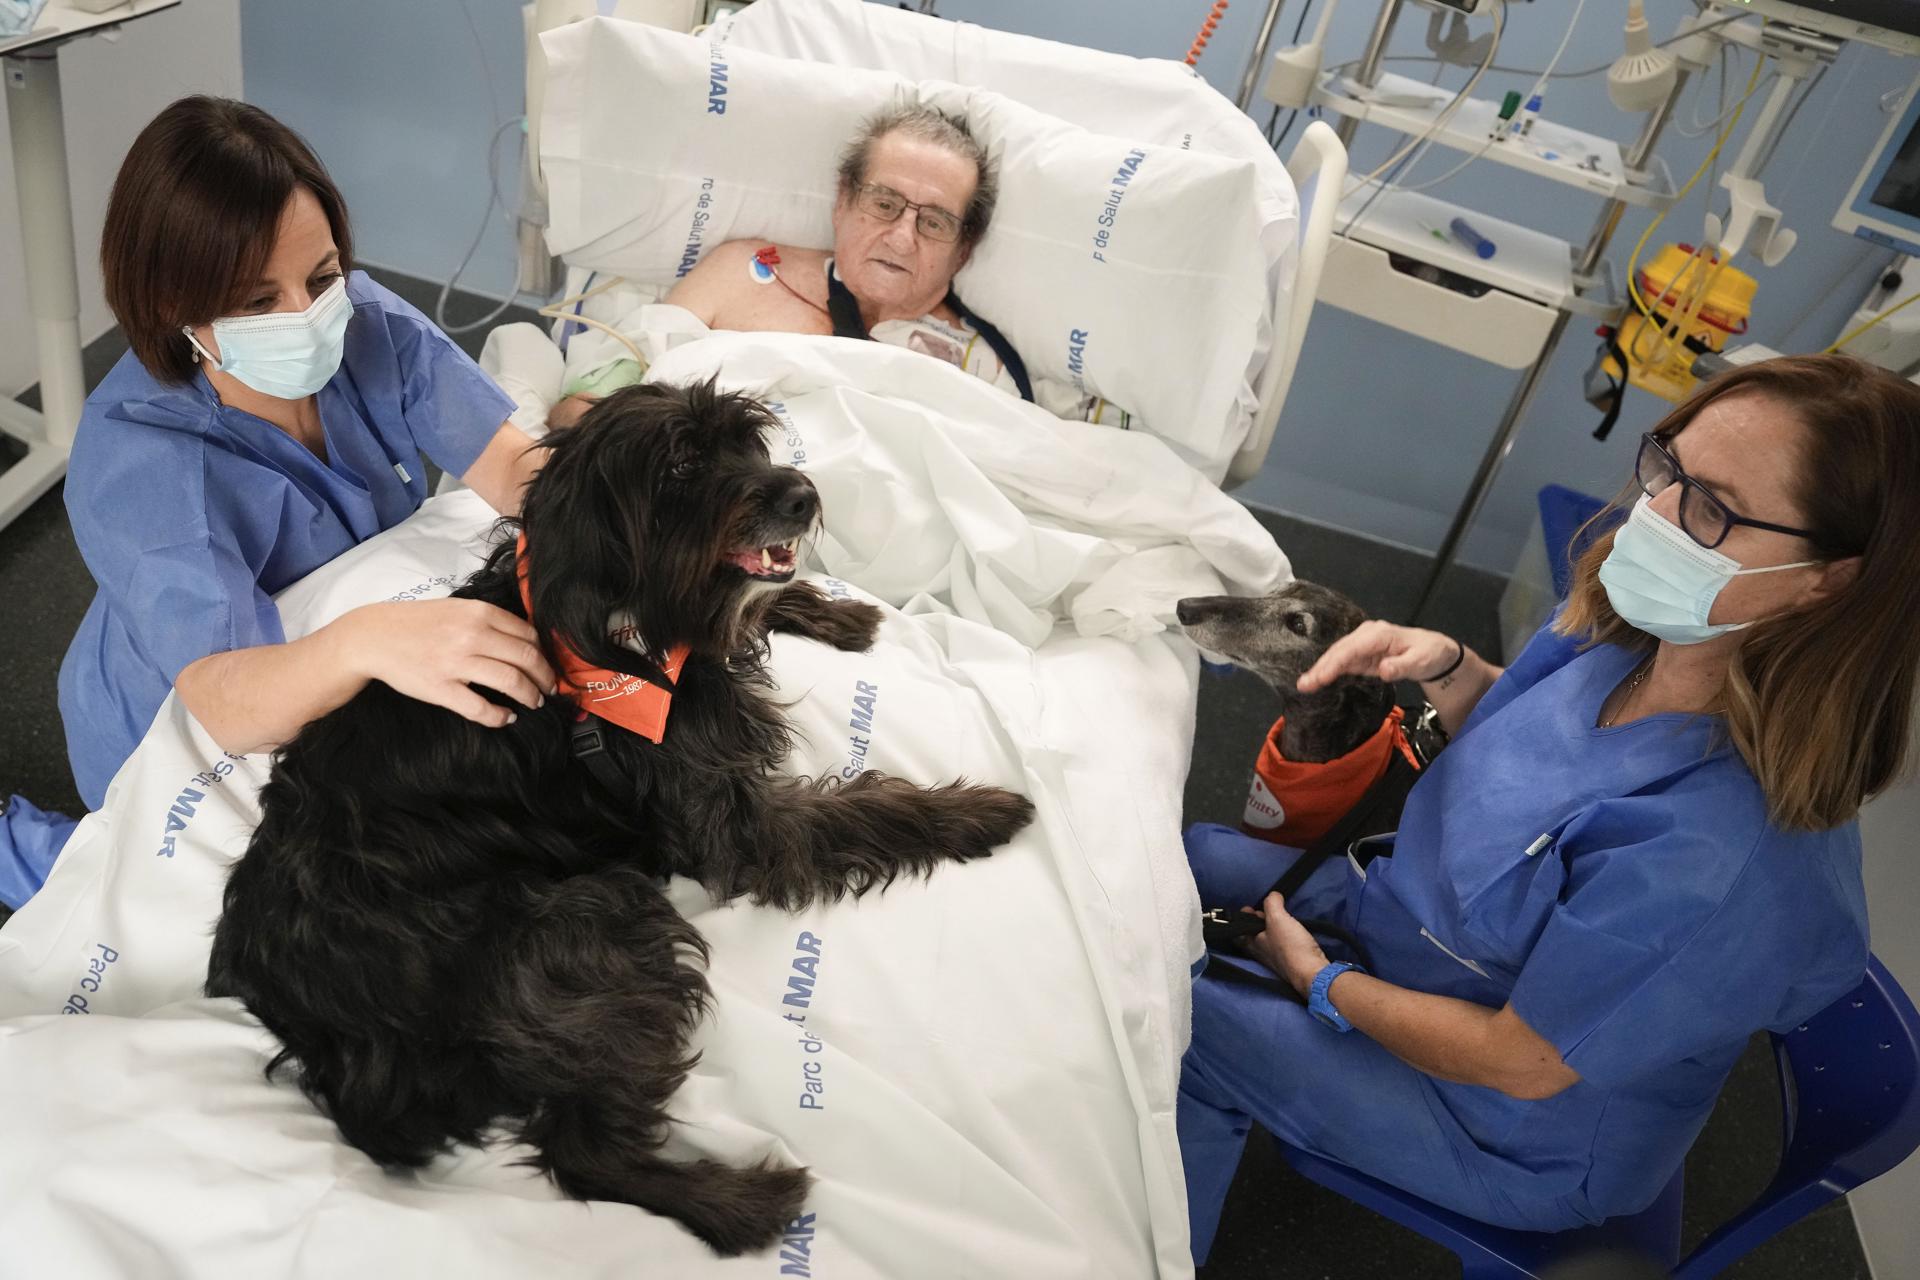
left=516, top=534, right=688, bottom=744
left=1243, top=705, right=1421, bottom=847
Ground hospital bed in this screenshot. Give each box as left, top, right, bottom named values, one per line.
left=0, top=3, right=1345, bottom=1276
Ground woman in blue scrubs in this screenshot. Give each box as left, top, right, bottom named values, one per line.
left=1180, top=353, right=1920, bottom=1256
left=0, top=97, right=556, bottom=908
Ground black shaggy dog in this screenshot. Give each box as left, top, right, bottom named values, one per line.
left=206, top=380, right=1035, bottom=1256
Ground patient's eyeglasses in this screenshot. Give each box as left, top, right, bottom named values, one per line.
left=1635, top=432, right=1818, bottom=550
left=852, top=183, right=965, bottom=244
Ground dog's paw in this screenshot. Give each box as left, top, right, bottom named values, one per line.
left=948, top=785, right=1037, bottom=859
left=764, top=585, right=883, bottom=652
left=817, top=599, right=884, bottom=652
left=684, top=1160, right=814, bottom=1257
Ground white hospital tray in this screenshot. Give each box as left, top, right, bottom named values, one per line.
left=1335, top=182, right=1576, bottom=310
left=1313, top=71, right=1679, bottom=209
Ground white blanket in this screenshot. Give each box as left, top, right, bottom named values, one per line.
left=0, top=333, right=1288, bottom=1278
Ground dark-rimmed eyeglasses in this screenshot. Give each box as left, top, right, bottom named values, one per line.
left=1635, top=432, right=1818, bottom=551
left=851, top=183, right=964, bottom=244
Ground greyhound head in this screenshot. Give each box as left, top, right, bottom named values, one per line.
left=1176, top=581, right=1397, bottom=763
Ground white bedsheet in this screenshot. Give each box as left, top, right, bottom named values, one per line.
left=0, top=332, right=1287, bottom=1278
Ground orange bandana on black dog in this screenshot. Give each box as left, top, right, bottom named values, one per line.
left=1243, top=705, right=1421, bottom=847
left=516, top=534, right=689, bottom=744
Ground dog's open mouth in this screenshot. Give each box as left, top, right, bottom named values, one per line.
left=725, top=538, right=800, bottom=583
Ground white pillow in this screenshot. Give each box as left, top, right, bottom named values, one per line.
left=538, top=16, right=1281, bottom=474
left=719, top=0, right=1301, bottom=365
left=721, top=0, right=1290, bottom=195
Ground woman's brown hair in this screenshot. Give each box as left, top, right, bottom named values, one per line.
left=1556, top=353, right=1920, bottom=830
left=100, top=96, right=353, bottom=384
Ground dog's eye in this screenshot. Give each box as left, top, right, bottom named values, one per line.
left=1285, top=612, right=1312, bottom=638
left=670, top=459, right=700, bottom=482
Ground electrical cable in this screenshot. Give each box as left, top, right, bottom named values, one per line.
left=1340, top=0, right=1520, bottom=236
left=1676, top=45, right=1767, bottom=137
left=1827, top=290, right=1920, bottom=353
left=435, top=0, right=535, bottom=336
left=1621, top=54, right=1766, bottom=372
left=1374, top=11, right=1746, bottom=82
left=1273, top=106, right=1304, bottom=153
left=1774, top=243, right=1889, bottom=350
left=1376, top=0, right=1589, bottom=200
left=1268, top=0, right=1317, bottom=155
left=435, top=117, right=528, bottom=335
left=1749, top=60, right=1827, bottom=180
left=537, top=274, right=645, bottom=367
left=1699, top=44, right=1729, bottom=226
left=1773, top=52, right=1858, bottom=202
left=1682, top=42, right=1730, bottom=135
left=1341, top=0, right=1504, bottom=205
left=455, top=0, right=508, bottom=124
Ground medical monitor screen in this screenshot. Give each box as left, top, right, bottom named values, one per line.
left=1869, top=110, right=1920, bottom=220
left=1840, top=77, right=1920, bottom=256
left=1742, top=0, right=1920, bottom=46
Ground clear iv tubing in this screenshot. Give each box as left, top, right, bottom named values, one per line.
left=535, top=275, right=648, bottom=369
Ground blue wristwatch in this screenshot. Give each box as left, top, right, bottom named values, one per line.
left=1308, top=961, right=1365, bottom=1032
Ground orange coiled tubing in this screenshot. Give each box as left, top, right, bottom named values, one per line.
left=1186, top=0, right=1230, bottom=66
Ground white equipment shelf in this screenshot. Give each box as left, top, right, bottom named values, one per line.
left=1313, top=70, right=1679, bottom=209
left=1320, top=182, right=1617, bottom=370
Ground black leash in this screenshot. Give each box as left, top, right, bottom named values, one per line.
left=1198, top=705, right=1448, bottom=1001
left=825, top=264, right=1036, bottom=403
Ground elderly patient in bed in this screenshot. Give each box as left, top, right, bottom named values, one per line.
left=547, top=105, right=1129, bottom=429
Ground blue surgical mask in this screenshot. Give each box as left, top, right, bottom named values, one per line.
left=183, top=276, right=351, bottom=401
left=1599, top=494, right=1816, bottom=644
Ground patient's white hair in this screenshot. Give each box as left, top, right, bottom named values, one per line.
left=836, top=106, right=998, bottom=247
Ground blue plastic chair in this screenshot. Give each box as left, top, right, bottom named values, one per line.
left=1274, top=954, right=1920, bottom=1279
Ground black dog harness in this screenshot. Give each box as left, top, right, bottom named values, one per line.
left=568, top=711, right=632, bottom=796
left=1200, top=705, right=1449, bottom=1002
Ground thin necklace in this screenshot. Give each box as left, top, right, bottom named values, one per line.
left=1600, top=657, right=1654, bottom=729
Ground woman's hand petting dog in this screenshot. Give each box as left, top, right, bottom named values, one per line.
left=1241, top=892, right=1329, bottom=998
left=335, top=598, right=557, bottom=728
left=1296, top=620, right=1458, bottom=693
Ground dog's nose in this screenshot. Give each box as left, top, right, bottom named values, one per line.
left=772, top=475, right=818, bottom=523
left=1176, top=598, right=1212, bottom=626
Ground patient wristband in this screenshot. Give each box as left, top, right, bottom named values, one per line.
left=1421, top=639, right=1466, bottom=684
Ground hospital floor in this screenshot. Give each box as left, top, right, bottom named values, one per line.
left=0, top=269, right=1872, bottom=1280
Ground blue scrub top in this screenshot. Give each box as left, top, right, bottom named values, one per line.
left=1354, top=621, right=1869, bottom=1219
left=58, top=272, right=515, bottom=808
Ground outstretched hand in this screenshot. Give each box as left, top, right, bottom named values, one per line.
left=1296, top=620, right=1458, bottom=693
